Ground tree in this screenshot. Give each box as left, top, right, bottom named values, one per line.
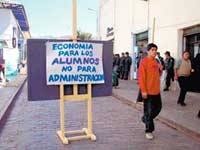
left=77, top=30, right=92, bottom=40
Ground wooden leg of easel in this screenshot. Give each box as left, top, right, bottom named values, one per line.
left=73, top=84, right=78, bottom=95
left=57, top=84, right=69, bottom=144
left=87, top=84, right=92, bottom=134
left=60, top=85, right=65, bottom=137
left=87, top=84, right=96, bottom=141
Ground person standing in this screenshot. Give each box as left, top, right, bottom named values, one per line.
left=119, top=52, right=125, bottom=79
left=136, top=51, right=145, bottom=69
left=113, top=54, right=120, bottom=73
left=136, top=50, right=145, bottom=102
left=138, top=43, right=162, bottom=140
left=156, top=52, right=165, bottom=70
left=191, top=53, right=200, bottom=92
left=163, top=51, right=175, bottom=91
left=124, top=52, right=132, bottom=80
left=112, top=54, right=120, bottom=87
left=175, top=51, right=192, bottom=106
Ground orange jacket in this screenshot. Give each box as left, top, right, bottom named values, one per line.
left=138, top=56, right=160, bottom=95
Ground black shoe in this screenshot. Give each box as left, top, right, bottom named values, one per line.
left=197, top=111, right=200, bottom=118
left=180, top=102, right=186, bottom=106
left=177, top=101, right=181, bottom=104
left=141, top=116, right=145, bottom=124
left=163, top=88, right=169, bottom=91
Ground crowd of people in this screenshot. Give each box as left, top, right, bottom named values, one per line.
left=138, top=43, right=200, bottom=139
left=112, top=52, right=132, bottom=87
left=112, top=43, right=200, bottom=140
left=136, top=49, right=200, bottom=101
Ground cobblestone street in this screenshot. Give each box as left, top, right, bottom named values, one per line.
left=0, top=83, right=200, bottom=150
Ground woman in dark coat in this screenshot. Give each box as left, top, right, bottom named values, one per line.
left=191, top=53, right=200, bottom=92
left=192, top=54, right=200, bottom=118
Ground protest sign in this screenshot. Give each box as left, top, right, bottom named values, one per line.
left=46, top=42, right=104, bottom=85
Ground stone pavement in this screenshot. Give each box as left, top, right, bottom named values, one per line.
left=0, top=83, right=200, bottom=150
left=113, top=79, right=200, bottom=141
left=0, top=75, right=26, bottom=126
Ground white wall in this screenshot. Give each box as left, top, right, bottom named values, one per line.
left=132, top=0, right=148, bottom=34
left=99, top=0, right=114, bottom=40
left=99, top=0, right=133, bottom=54
left=148, top=0, right=200, bottom=58
left=0, top=8, right=21, bottom=76
left=113, top=0, right=132, bottom=54
left=0, top=9, right=18, bottom=48
left=99, top=0, right=200, bottom=59
left=0, top=9, right=12, bottom=40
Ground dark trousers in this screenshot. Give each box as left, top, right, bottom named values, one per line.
left=177, top=76, right=189, bottom=104
left=119, top=67, right=125, bottom=79
left=123, top=71, right=129, bottom=80
left=142, top=94, right=162, bottom=133
left=165, top=72, right=174, bottom=89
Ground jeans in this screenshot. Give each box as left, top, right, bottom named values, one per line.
left=142, top=94, right=162, bottom=133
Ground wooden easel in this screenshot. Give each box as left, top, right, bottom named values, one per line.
left=57, top=0, right=96, bottom=144
left=57, top=84, right=96, bottom=144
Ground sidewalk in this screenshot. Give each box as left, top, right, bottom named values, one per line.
left=0, top=74, right=26, bottom=127
left=0, top=83, right=200, bottom=149
left=113, top=79, right=200, bottom=141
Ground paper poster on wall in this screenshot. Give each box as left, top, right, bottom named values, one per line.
left=46, top=42, right=104, bottom=85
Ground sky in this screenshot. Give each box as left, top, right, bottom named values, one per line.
left=16, top=0, right=98, bottom=38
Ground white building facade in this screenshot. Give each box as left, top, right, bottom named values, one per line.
left=0, top=1, right=30, bottom=81
left=99, top=0, right=200, bottom=79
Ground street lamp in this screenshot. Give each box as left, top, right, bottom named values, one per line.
left=88, top=8, right=99, bottom=39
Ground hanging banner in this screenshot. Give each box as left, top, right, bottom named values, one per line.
left=46, top=42, right=104, bottom=85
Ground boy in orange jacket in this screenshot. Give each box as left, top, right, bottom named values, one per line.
left=138, top=43, right=162, bottom=140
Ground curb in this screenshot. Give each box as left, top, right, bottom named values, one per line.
left=112, top=93, right=200, bottom=143
left=0, top=77, right=27, bottom=132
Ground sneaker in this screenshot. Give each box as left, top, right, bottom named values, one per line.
left=145, top=133, right=154, bottom=140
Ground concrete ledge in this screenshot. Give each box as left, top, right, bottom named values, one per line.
left=112, top=93, right=200, bottom=143
left=0, top=77, right=27, bottom=131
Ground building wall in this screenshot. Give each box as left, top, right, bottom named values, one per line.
left=132, top=0, right=148, bottom=34
left=99, top=0, right=133, bottom=55
left=99, top=0, right=114, bottom=40
left=0, top=9, right=18, bottom=48
left=0, top=9, right=10, bottom=36
left=114, top=0, right=132, bottom=54
left=99, top=0, right=200, bottom=59
left=148, top=0, right=200, bottom=58
left=0, top=8, right=21, bottom=78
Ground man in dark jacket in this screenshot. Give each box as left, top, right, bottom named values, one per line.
left=124, top=52, right=132, bottom=80
left=191, top=53, right=200, bottom=92
left=119, top=52, right=125, bottom=79
left=164, top=51, right=175, bottom=91
left=136, top=50, right=145, bottom=102
left=113, top=54, right=120, bottom=78
left=157, top=52, right=165, bottom=70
